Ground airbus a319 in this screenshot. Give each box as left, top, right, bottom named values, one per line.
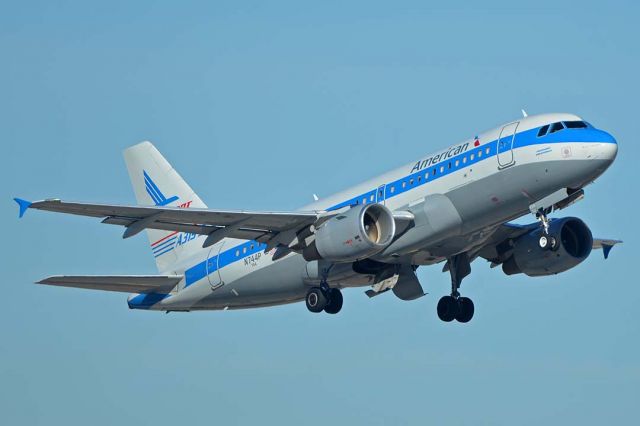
left=14, top=112, right=620, bottom=323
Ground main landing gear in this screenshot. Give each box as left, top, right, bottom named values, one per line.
left=306, top=282, right=343, bottom=315
left=437, top=252, right=475, bottom=323
left=536, top=208, right=557, bottom=250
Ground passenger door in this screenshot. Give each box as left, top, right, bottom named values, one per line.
left=206, top=241, right=225, bottom=290
left=497, top=122, right=519, bottom=168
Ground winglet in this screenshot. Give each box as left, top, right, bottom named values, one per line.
left=13, top=198, right=32, bottom=218
left=602, top=244, right=614, bottom=260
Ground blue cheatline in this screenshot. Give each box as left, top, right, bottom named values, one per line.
left=136, top=125, right=617, bottom=304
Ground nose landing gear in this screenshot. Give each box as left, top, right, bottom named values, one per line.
left=437, top=253, right=475, bottom=323
left=536, top=208, right=557, bottom=250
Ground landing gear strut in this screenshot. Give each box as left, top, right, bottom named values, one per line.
left=536, top=208, right=557, bottom=250
left=305, top=281, right=343, bottom=315
left=437, top=253, right=475, bottom=323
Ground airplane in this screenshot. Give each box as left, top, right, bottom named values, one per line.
left=14, top=112, right=621, bottom=323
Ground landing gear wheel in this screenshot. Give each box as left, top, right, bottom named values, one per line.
left=455, top=297, right=475, bottom=323
left=305, top=287, right=328, bottom=313
left=324, top=288, right=343, bottom=314
left=538, top=234, right=557, bottom=250
left=437, top=296, right=459, bottom=322
left=539, top=235, right=549, bottom=249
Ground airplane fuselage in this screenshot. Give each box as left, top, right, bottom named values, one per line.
left=127, top=113, right=617, bottom=311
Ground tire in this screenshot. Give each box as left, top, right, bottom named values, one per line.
left=437, top=296, right=458, bottom=322
left=539, top=235, right=549, bottom=249
left=455, top=297, right=474, bottom=323
left=324, top=288, right=343, bottom=314
left=306, top=287, right=328, bottom=313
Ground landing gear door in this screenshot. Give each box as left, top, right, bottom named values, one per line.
left=206, top=241, right=224, bottom=290
left=497, top=122, right=518, bottom=169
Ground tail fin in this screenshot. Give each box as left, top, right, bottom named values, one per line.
left=123, top=141, right=207, bottom=272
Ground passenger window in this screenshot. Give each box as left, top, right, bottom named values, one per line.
left=402, top=181, right=406, bottom=188
left=242, top=247, right=247, bottom=254
left=390, top=186, right=395, bottom=193
left=485, top=147, right=490, bottom=155
left=537, top=125, right=550, bottom=137
left=440, top=166, right=444, bottom=173
left=478, top=150, right=482, bottom=158
left=564, top=121, right=588, bottom=129
left=362, top=198, right=367, bottom=205
left=370, top=194, right=375, bottom=202
left=236, top=250, right=240, bottom=257
left=433, top=167, right=437, bottom=175
left=455, top=160, right=459, bottom=167
left=409, top=178, right=414, bottom=185
left=462, top=157, right=467, bottom=164
left=549, top=122, right=565, bottom=134
left=470, top=153, right=475, bottom=161
left=417, top=176, right=422, bottom=183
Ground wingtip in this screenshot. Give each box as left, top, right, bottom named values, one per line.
left=13, top=197, right=32, bottom=218
left=603, top=244, right=614, bottom=260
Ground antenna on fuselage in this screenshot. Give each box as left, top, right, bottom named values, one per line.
left=521, top=109, right=528, bottom=118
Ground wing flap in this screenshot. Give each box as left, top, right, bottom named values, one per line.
left=25, top=199, right=318, bottom=236
left=37, top=275, right=183, bottom=293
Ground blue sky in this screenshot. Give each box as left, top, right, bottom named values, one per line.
left=1, top=1, right=638, bottom=424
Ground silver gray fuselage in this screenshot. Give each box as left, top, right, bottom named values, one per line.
left=130, top=112, right=617, bottom=311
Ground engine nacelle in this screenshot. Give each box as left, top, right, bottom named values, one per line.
left=303, top=204, right=396, bottom=262
left=502, top=217, right=593, bottom=277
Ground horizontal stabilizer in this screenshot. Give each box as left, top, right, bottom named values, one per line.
left=37, top=275, right=183, bottom=293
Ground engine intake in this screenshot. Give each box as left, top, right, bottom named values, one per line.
left=502, top=217, right=593, bottom=277
left=303, top=204, right=396, bottom=262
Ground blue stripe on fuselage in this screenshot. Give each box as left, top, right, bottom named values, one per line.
left=165, top=126, right=614, bottom=302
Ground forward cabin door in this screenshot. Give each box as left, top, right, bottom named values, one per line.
left=497, top=121, right=519, bottom=168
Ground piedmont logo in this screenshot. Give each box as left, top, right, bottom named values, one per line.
left=143, top=170, right=196, bottom=257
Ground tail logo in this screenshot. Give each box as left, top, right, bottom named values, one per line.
left=143, top=170, right=179, bottom=206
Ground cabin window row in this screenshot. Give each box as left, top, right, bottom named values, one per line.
left=384, top=146, right=491, bottom=195
left=235, top=243, right=256, bottom=257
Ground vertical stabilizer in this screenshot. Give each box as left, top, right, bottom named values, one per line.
left=123, top=141, right=207, bottom=272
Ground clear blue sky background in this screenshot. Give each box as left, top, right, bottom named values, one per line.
left=1, top=1, right=637, bottom=424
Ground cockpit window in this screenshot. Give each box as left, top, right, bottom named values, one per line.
left=563, top=120, right=588, bottom=129
left=537, top=125, right=550, bottom=137
left=549, top=122, right=565, bottom=134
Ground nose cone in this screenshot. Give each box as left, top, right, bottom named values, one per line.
left=598, top=130, right=618, bottom=162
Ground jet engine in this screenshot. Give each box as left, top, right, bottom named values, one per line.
left=303, top=204, right=396, bottom=262
left=502, top=217, right=593, bottom=277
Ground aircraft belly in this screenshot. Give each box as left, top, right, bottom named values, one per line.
left=449, top=158, right=612, bottom=233
left=192, top=253, right=308, bottom=310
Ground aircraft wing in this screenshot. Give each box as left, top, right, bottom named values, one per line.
left=15, top=198, right=322, bottom=249
left=37, top=275, right=183, bottom=293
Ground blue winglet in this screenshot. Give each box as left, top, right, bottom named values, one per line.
left=602, top=244, right=614, bottom=260
left=13, top=198, right=32, bottom=218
